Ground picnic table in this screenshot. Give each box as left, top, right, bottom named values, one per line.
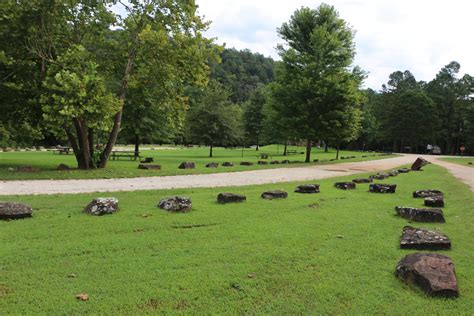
left=109, top=150, right=140, bottom=161
left=286, top=149, right=298, bottom=155
left=52, top=146, right=71, bottom=155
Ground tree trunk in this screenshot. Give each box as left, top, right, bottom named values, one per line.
left=256, top=136, right=259, bottom=151
left=88, top=128, right=94, bottom=167
left=336, top=143, right=340, bottom=160
left=283, top=141, right=288, bottom=156
left=305, top=139, right=311, bottom=163
left=324, top=141, right=329, bottom=152
left=134, top=134, right=140, bottom=158
left=209, top=144, right=213, bottom=158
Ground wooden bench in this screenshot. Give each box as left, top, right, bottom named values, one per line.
left=52, top=147, right=71, bottom=155
left=110, top=150, right=140, bottom=161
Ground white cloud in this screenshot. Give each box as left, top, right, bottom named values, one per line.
left=196, top=0, right=474, bottom=89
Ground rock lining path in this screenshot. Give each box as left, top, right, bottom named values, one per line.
left=1, top=154, right=472, bottom=195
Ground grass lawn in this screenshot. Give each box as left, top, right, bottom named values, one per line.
left=440, top=157, right=474, bottom=167
left=1, top=165, right=473, bottom=314
left=0, top=145, right=394, bottom=180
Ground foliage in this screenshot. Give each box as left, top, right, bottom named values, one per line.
left=186, top=82, right=243, bottom=156
left=243, top=85, right=268, bottom=148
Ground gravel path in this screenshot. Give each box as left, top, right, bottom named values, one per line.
left=1, top=154, right=472, bottom=195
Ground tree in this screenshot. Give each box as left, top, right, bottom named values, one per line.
left=186, top=81, right=243, bottom=157
left=243, top=85, right=267, bottom=150
left=271, top=4, right=361, bottom=162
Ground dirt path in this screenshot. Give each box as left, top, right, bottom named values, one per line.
left=1, top=154, right=471, bottom=195
left=1, top=155, right=416, bottom=195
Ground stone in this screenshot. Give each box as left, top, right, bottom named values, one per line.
left=178, top=162, right=195, bottom=169
left=140, top=157, right=154, bottom=163
left=413, top=190, right=443, bottom=198
left=369, top=183, right=396, bottom=193
left=295, top=184, right=320, bottom=194
left=57, top=163, right=70, bottom=171
left=389, top=170, right=399, bottom=177
left=411, top=157, right=430, bottom=171
left=425, top=196, right=445, bottom=208
left=369, top=173, right=390, bottom=180
left=0, top=202, right=33, bottom=220
left=84, top=198, right=118, bottom=216
left=138, top=164, right=161, bottom=170
left=398, top=168, right=410, bottom=173
left=222, top=162, right=234, bottom=167
left=281, top=160, right=290, bottom=164
left=261, top=190, right=288, bottom=200
left=400, top=226, right=451, bottom=250
left=270, top=161, right=280, bottom=164
left=217, top=193, right=246, bottom=204
left=313, top=159, right=319, bottom=162
left=240, top=161, right=253, bottom=166
left=206, top=162, right=219, bottom=168
left=258, top=160, right=268, bottom=165
left=16, top=166, right=40, bottom=173
left=352, top=178, right=373, bottom=184
left=334, top=182, right=356, bottom=190
left=395, top=206, right=445, bottom=223
left=158, top=196, right=192, bottom=212
left=395, top=253, right=459, bottom=297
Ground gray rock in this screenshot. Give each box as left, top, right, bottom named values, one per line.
left=240, top=161, right=253, bottom=166
left=411, top=157, right=430, bottom=171
left=261, top=190, right=288, bottom=200
left=398, top=168, right=410, bottom=173
left=138, top=164, right=161, bottom=170
left=222, top=162, right=234, bottom=167
left=389, top=170, right=399, bottom=177
left=334, top=182, right=356, bottom=190
left=395, top=206, right=445, bottom=223
left=396, top=253, right=459, bottom=297
left=140, top=157, right=154, bottom=163
left=217, top=193, right=246, bottom=204
left=369, top=183, right=396, bottom=193
left=369, top=173, right=390, bottom=180
left=413, top=190, right=443, bottom=198
left=270, top=161, right=280, bottom=164
left=206, top=162, right=219, bottom=168
left=178, top=162, right=195, bottom=169
left=352, top=178, right=373, bottom=184
left=425, top=196, right=444, bottom=208
left=158, top=196, right=192, bottom=212
left=400, top=226, right=451, bottom=250
left=57, top=163, right=70, bottom=171
left=257, top=160, right=268, bottom=165
left=84, top=198, right=118, bottom=216
left=0, top=202, right=33, bottom=220
left=295, top=184, right=320, bottom=194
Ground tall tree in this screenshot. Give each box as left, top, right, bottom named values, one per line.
left=186, top=81, right=243, bottom=157
left=243, top=85, right=267, bottom=150
left=271, top=4, right=361, bottom=162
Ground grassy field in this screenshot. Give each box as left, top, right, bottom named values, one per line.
left=0, top=145, right=394, bottom=180
left=440, top=157, right=474, bottom=167
left=1, top=164, right=473, bottom=314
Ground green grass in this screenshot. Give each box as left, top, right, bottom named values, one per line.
left=440, top=157, right=474, bottom=167
left=1, top=165, right=473, bottom=314
left=0, top=145, right=394, bottom=180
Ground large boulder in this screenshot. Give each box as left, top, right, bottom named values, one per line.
left=295, top=184, right=320, bottom=194
left=395, top=253, right=459, bottom=297
left=411, top=157, right=430, bottom=171
left=158, top=196, right=192, bottom=212
left=425, top=196, right=445, bottom=208
left=398, top=168, right=410, bottom=173
left=334, top=182, right=356, bottom=190
left=222, top=162, right=234, bottom=167
left=0, top=202, right=33, bottom=220
left=206, top=162, right=219, bottom=168
left=369, top=173, right=390, bottom=180
left=395, top=206, right=445, bottom=223
left=400, top=226, right=451, bottom=250
left=240, top=162, right=253, bottom=166
left=138, top=164, right=161, bottom=170
left=217, top=193, right=246, bottom=204
left=352, top=178, right=373, bottom=184
left=413, top=190, right=443, bottom=198
left=369, top=183, right=396, bottom=193
left=261, top=190, right=288, bottom=200
left=84, top=198, right=118, bottom=216
left=178, top=162, right=195, bottom=169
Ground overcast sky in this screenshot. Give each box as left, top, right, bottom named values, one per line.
left=195, top=0, right=474, bottom=89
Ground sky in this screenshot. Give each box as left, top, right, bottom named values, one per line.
left=194, top=0, right=474, bottom=89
